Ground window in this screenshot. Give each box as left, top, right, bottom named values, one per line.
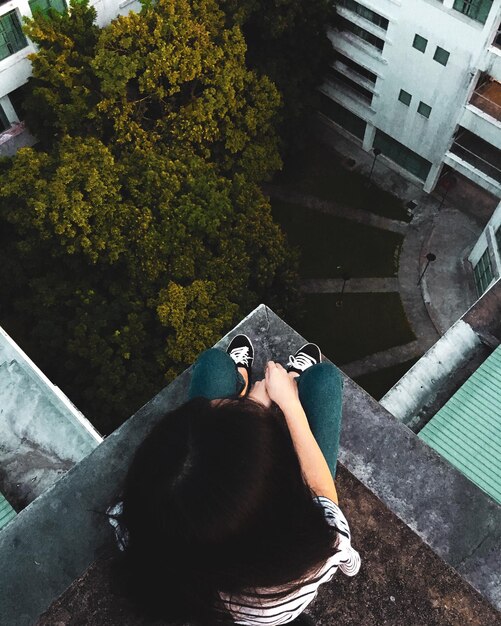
left=453, top=0, right=493, bottom=25
left=29, top=0, right=66, bottom=15
left=433, top=46, right=450, bottom=66
left=473, top=249, right=494, bottom=295
left=398, top=89, right=412, bottom=106
left=373, top=130, right=432, bottom=180
left=418, top=101, right=432, bottom=118
left=334, top=51, right=377, bottom=84
left=413, top=34, right=428, bottom=53
left=338, top=0, right=389, bottom=30
left=337, top=16, right=385, bottom=51
left=327, top=67, right=374, bottom=104
left=319, top=94, right=367, bottom=140
left=0, top=104, right=9, bottom=132
left=0, top=11, right=28, bottom=62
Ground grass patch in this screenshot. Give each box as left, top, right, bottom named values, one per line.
left=295, top=293, right=415, bottom=365
left=355, top=358, right=420, bottom=401
left=271, top=200, right=402, bottom=278
left=277, top=141, right=411, bottom=222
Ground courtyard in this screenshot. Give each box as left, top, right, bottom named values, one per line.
left=268, top=138, right=421, bottom=399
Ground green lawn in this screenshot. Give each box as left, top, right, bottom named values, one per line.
left=294, top=293, right=415, bottom=365
left=355, top=358, right=419, bottom=401
left=276, top=141, right=411, bottom=222
left=271, top=200, right=402, bottom=278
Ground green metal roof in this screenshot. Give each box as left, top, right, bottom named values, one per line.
left=0, top=492, right=16, bottom=531
left=419, top=345, right=501, bottom=505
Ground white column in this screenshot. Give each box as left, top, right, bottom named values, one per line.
left=423, top=161, right=444, bottom=193
left=443, top=0, right=454, bottom=8
left=363, top=122, right=376, bottom=151
left=0, top=95, right=19, bottom=124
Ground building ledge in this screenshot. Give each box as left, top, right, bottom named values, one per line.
left=0, top=305, right=500, bottom=624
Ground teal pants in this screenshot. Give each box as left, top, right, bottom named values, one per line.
left=189, top=348, right=343, bottom=478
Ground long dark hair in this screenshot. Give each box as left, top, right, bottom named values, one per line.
left=114, top=396, right=339, bottom=624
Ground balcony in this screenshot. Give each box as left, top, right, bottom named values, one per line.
left=470, top=77, right=501, bottom=122
left=449, top=127, right=501, bottom=183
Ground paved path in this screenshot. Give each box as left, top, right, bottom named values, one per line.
left=301, top=277, right=399, bottom=293
left=263, top=184, right=408, bottom=235
left=341, top=340, right=425, bottom=379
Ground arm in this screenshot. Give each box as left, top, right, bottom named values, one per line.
left=265, top=362, right=338, bottom=504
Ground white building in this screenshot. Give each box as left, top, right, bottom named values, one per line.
left=322, top=0, right=501, bottom=195
left=468, top=198, right=501, bottom=292
left=0, top=0, right=140, bottom=155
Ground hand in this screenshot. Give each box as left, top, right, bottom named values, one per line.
left=248, top=379, right=272, bottom=408
left=264, top=361, right=300, bottom=411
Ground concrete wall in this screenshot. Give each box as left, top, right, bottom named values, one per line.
left=0, top=326, right=102, bottom=510
left=380, top=319, right=484, bottom=429
left=381, top=280, right=501, bottom=428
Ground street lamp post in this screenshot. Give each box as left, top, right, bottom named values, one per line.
left=437, top=173, right=457, bottom=211
left=367, top=147, right=382, bottom=186
left=336, top=270, right=351, bottom=307
left=417, top=253, right=436, bottom=286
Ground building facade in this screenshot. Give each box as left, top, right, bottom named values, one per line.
left=322, top=0, right=501, bottom=195
left=0, top=0, right=140, bottom=155
left=468, top=198, right=501, bottom=293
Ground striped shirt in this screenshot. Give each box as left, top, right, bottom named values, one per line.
left=108, top=497, right=360, bottom=625
left=218, top=497, right=360, bottom=625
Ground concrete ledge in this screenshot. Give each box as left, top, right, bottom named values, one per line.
left=0, top=305, right=500, bottom=624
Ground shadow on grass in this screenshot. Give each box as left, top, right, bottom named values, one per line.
left=271, top=200, right=402, bottom=278
left=294, top=293, right=415, bottom=366
left=276, top=141, right=411, bottom=222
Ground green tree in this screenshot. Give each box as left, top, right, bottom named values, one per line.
left=219, top=0, right=335, bottom=153
left=0, top=0, right=300, bottom=432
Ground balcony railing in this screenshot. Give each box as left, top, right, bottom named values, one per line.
left=470, top=91, right=501, bottom=121
left=450, top=141, right=501, bottom=183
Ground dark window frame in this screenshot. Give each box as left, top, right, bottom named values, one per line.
left=413, top=34, right=428, bottom=53
left=398, top=89, right=412, bottom=106
left=473, top=249, right=494, bottom=295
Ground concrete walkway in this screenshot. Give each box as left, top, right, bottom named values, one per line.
left=275, top=119, right=489, bottom=384
left=263, top=184, right=408, bottom=235
left=341, top=340, right=424, bottom=379
left=301, top=277, right=399, bottom=293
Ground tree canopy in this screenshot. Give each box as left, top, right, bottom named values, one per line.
left=0, top=0, right=299, bottom=433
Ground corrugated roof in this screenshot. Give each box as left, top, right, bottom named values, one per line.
left=419, top=345, right=501, bottom=504
left=0, top=493, right=16, bottom=531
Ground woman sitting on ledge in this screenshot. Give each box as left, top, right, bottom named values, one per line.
left=109, top=335, right=360, bottom=625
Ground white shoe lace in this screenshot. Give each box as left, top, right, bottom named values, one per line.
left=287, top=352, right=317, bottom=371
left=229, top=346, right=251, bottom=367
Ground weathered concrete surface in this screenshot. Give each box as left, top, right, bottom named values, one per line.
left=381, top=281, right=501, bottom=430
left=421, top=208, right=481, bottom=335
left=37, top=468, right=501, bottom=626
left=1, top=306, right=500, bottom=625
left=0, top=327, right=102, bottom=511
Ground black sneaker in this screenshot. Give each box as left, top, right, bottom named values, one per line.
left=286, top=343, right=321, bottom=375
left=226, top=334, right=254, bottom=378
